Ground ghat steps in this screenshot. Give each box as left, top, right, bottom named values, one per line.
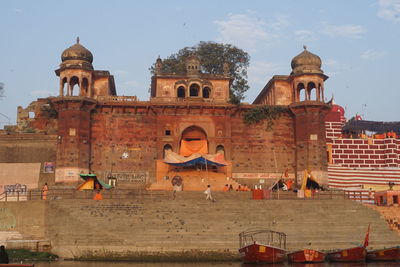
left=45, top=191, right=400, bottom=258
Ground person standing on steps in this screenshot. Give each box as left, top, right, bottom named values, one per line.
left=204, top=184, right=215, bottom=202
left=41, top=182, right=49, bottom=200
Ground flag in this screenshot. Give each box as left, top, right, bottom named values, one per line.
left=363, top=224, right=370, bottom=248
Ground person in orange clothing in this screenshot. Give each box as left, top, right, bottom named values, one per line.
left=286, top=179, right=293, bottom=190
left=223, top=184, right=229, bottom=192
left=93, top=190, right=103, bottom=200
left=41, top=183, right=49, bottom=200
left=242, top=184, right=251, bottom=191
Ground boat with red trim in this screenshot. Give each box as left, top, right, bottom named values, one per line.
left=327, top=224, right=370, bottom=262
left=238, top=228, right=287, bottom=263
left=0, top=264, right=34, bottom=267
left=367, top=246, right=400, bottom=261
left=287, top=248, right=326, bottom=263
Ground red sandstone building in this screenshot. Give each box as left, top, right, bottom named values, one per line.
left=0, top=40, right=331, bottom=192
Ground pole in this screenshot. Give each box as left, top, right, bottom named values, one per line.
left=205, top=157, right=209, bottom=183
left=273, top=150, right=279, bottom=199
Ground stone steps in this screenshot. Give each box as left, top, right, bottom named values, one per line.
left=45, top=194, right=400, bottom=257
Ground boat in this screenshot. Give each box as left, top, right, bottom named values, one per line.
left=287, top=248, right=326, bottom=263
left=0, top=264, right=34, bottom=267
left=367, top=246, right=400, bottom=261
left=327, top=224, right=370, bottom=262
left=238, top=228, right=287, bottom=263
left=327, top=246, right=366, bottom=262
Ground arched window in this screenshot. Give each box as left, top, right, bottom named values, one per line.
left=308, top=82, right=317, bottom=101
left=203, top=87, right=211, bottom=98
left=189, top=83, right=200, bottom=97
left=163, top=144, right=173, bottom=158
left=297, top=83, right=306, bottom=101
left=81, top=78, right=89, bottom=97
left=70, top=76, right=80, bottom=96
left=216, top=145, right=225, bottom=154
left=177, top=86, right=185, bottom=98
left=61, top=77, right=68, bottom=96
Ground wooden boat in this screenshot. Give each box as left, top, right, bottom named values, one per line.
left=287, top=249, right=326, bottom=263
left=0, top=264, right=34, bottom=267
left=327, top=224, right=370, bottom=262
left=238, top=228, right=287, bottom=263
left=327, top=246, right=366, bottom=262
left=367, top=246, right=400, bottom=261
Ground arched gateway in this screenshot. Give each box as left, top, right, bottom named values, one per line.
left=152, top=125, right=232, bottom=191
left=180, top=126, right=208, bottom=156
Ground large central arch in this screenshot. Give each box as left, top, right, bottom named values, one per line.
left=180, top=126, right=208, bottom=156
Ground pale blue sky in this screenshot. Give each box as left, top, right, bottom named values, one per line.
left=1, top=0, right=399, bottom=127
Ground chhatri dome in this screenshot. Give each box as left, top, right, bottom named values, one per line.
left=291, top=46, right=323, bottom=75
left=60, top=37, right=93, bottom=70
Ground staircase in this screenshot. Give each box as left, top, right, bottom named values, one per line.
left=368, top=205, right=400, bottom=233
left=46, top=192, right=400, bottom=259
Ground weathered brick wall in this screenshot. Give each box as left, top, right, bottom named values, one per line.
left=90, top=108, right=158, bottom=187
left=89, top=104, right=299, bottom=187
left=230, top=113, right=296, bottom=175
left=331, top=138, right=400, bottom=168
left=0, top=134, right=57, bottom=163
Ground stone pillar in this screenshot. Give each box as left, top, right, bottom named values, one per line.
left=51, top=97, right=96, bottom=185
left=289, top=102, right=330, bottom=187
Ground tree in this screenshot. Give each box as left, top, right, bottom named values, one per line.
left=150, top=41, right=250, bottom=104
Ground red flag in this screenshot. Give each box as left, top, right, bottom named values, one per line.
left=363, top=224, right=370, bottom=248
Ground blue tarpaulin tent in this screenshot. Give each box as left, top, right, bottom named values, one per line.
left=165, top=156, right=226, bottom=167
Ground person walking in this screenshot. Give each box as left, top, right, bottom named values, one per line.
left=204, top=184, right=215, bottom=202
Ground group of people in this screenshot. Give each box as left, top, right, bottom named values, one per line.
left=222, top=184, right=251, bottom=192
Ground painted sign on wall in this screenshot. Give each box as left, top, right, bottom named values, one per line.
left=4, top=184, right=27, bottom=195
left=104, top=171, right=148, bottom=184
left=43, top=162, right=55, bottom=173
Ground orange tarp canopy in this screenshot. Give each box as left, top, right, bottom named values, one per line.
left=180, top=140, right=208, bottom=156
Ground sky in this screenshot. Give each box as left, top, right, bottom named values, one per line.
left=1, top=0, right=399, bottom=127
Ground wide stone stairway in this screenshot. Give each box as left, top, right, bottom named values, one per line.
left=46, top=191, right=400, bottom=259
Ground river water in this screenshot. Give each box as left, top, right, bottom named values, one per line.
left=32, top=261, right=399, bottom=267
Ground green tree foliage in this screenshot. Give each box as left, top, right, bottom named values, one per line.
left=243, top=105, right=289, bottom=130
left=150, top=41, right=250, bottom=104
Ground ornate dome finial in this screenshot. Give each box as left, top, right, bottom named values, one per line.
left=60, top=39, right=94, bottom=70
left=290, top=47, right=323, bottom=75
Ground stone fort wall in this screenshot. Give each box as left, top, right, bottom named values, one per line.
left=88, top=104, right=298, bottom=186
